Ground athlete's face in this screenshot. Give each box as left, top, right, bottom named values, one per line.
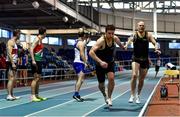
left=106, top=30, right=114, bottom=39
left=16, top=32, right=20, bottom=39
left=137, top=22, right=145, bottom=33
left=42, top=32, right=46, bottom=39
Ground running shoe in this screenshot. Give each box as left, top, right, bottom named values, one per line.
left=73, top=95, right=84, bottom=102
left=37, top=96, right=48, bottom=101
left=106, top=98, right=112, bottom=106
left=104, top=95, right=108, bottom=104
left=128, top=95, right=135, bottom=103
left=31, top=97, right=41, bottom=102
left=135, top=95, right=141, bottom=104
left=6, top=95, right=20, bottom=101
left=6, top=95, right=15, bottom=101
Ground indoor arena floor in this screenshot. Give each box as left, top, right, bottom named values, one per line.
left=0, top=69, right=165, bottom=117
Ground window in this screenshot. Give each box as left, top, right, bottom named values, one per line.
left=116, top=42, right=125, bottom=47
left=2, top=29, right=9, bottom=38
left=0, top=28, right=1, bottom=37
left=67, top=39, right=76, bottom=45
left=169, top=43, right=180, bottom=49
left=49, top=37, right=59, bottom=45
left=149, top=43, right=160, bottom=49
left=42, top=37, right=48, bottom=44
left=20, top=34, right=26, bottom=41
left=123, top=42, right=133, bottom=48
left=30, top=35, right=37, bottom=43
left=87, top=40, right=96, bottom=46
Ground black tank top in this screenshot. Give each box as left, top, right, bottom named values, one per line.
left=133, top=31, right=149, bottom=59
left=96, top=36, right=115, bottom=63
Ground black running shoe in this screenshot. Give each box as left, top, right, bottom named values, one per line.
left=73, top=95, right=84, bottom=102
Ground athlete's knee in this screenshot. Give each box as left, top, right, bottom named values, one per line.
left=132, top=73, right=138, bottom=79
left=33, top=74, right=41, bottom=81
left=139, top=78, right=145, bottom=83
left=98, top=82, right=105, bottom=88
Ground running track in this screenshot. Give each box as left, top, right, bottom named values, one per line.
left=0, top=69, right=164, bottom=117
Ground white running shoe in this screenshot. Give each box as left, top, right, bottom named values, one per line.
left=104, top=95, right=108, bottom=104
left=128, top=95, right=135, bottom=103
left=106, top=98, right=112, bottom=106
left=13, top=96, right=21, bottom=100
left=6, top=95, right=15, bottom=101
left=136, top=95, right=141, bottom=104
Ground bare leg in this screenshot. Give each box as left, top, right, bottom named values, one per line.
left=107, top=72, right=115, bottom=98
left=137, top=68, right=148, bottom=95
left=98, top=82, right=106, bottom=97
left=7, top=70, right=15, bottom=96
left=130, top=62, right=140, bottom=96
left=75, top=71, right=84, bottom=93
left=31, top=73, right=40, bottom=98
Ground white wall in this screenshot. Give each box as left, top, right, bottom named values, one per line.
left=100, top=10, right=180, bottom=33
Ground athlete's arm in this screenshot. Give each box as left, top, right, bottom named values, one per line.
left=89, top=37, right=104, bottom=64
left=78, top=40, right=87, bottom=64
left=148, top=32, right=161, bottom=55
left=124, top=34, right=134, bottom=50
left=114, top=35, right=125, bottom=49
left=30, top=37, right=39, bottom=64
left=7, top=40, right=14, bottom=64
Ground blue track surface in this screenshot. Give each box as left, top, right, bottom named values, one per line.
left=0, top=69, right=163, bottom=117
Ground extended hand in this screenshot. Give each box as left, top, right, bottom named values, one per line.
left=155, top=49, right=161, bottom=55
left=100, top=61, right=108, bottom=68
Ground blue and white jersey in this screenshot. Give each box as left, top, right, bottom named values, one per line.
left=73, top=39, right=88, bottom=64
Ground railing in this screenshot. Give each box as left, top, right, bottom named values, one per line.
left=0, top=57, right=179, bottom=89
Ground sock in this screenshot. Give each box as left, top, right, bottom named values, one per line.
left=74, top=92, right=79, bottom=96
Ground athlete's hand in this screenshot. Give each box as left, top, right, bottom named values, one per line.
left=155, top=49, right=161, bottom=55
left=12, top=63, right=16, bottom=70
left=32, top=60, right=36, bottom=65
left=124, top=45, right=128, bottom=50
left=100, top=61, right=108, bottom=68
left=32, top=61, right=38, bottom=71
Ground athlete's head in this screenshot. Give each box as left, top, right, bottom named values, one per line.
left=105, top=25, right=115, bottom=39
left=13, top=29, right=21, bottom=39
left=38, top=27, right=46, bottom=38
left=137, top=21, right=145, bottom=33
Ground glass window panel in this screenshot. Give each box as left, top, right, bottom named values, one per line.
left=169, top=43, right=180, bottom=49
left=67, top=39, right=76, bottom=45
left=114, top=3, right=123, bottom=9
left=30, top=35, right=37, bottom=43
left=2, top=29, right=9, bottom=38
left=87, top=40, right=96, bottom=46
left=0, top=28, right=1, bottom=37
left=42, top=37, right=48, bottom=44
left=20, top=34, right=26, bottom=41
left=49, top=37, right=59, bottom=45
left=59, top=38, right=62, bottom=45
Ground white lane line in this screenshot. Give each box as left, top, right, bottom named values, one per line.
left=24, top=82, right=130, bottom=117
left=0, top=82, right=98, bottom=110
left=0, top=80, right=75, bottom=94
left=138, top=77, right=162, bottom=117
left=24, top=91, right=102, bottom=117
left=82, top=89, right=130, bottom=117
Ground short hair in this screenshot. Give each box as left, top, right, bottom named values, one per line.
left=13, top=29, right=21, bottom=36
left=78, top=28, right=85, bottom=37
left=105, top=25, right=115, bottom=32
left=39, top=27, right=46, bottom=35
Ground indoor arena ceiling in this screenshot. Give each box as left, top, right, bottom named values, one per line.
left=0, top=0, right=179, bottom=29
left=0, top=0, right=89, bottom=29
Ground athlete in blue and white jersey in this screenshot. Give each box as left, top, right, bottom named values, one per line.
left=73, top=28, right=90, bottom=102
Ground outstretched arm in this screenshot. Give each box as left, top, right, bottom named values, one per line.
left=148, top=33, right=161, bottom=55
left=114, top=35, right=125, bottom=49
left=124, top=35, right=133, bottom=50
